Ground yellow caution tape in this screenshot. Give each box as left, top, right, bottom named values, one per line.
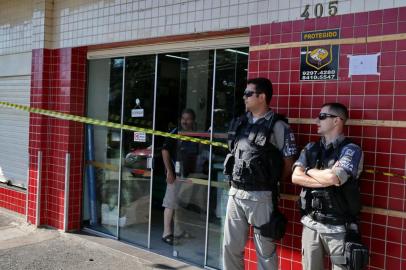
left=364, top=168, right=406, bottom=180
left=2, top=101, right=406, bottom=181
left=0, top=101, right=228, bottom=149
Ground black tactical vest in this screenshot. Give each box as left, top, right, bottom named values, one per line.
left=227, top=113, right=286, bottom=191
left=299, top=138, right=362, bottom=224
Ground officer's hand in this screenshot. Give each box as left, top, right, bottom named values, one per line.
left=166, top=171, right=176, bottom=184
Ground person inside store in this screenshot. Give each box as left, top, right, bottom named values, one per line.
left=222, top=77, right=297, bottom=270
left=161, top=108, right=198, bottom=245
left=292, top=102, right=365, bottom=270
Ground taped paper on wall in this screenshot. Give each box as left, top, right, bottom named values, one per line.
left=348, top=53, right=380, bottom=77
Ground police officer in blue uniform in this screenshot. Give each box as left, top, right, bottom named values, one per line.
left=222, top=78, right=297, bottom=270
left=292, top=103, right=364, bottom=270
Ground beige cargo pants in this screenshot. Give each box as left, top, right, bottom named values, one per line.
left=302, top=225, right=347, bottom=270
left=222, top=189, right=278, bottom=270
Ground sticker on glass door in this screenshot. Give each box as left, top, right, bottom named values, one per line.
left=134, top=132, right=146, bottom=142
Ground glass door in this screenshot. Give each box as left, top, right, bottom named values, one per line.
left=84, top=47, right=248, bottom=269
left=206, top=47, right=248, bottom=269
left=151, top=51, right=214, bottom=265
left=118, top=55, right=156, bottom=247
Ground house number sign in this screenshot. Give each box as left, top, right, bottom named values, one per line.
left=301, top=1, right=338, bottom=19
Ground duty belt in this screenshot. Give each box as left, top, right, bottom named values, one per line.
left=230, top=181, right=272, bottom=191
left=310, top=212, right=347, bottom=226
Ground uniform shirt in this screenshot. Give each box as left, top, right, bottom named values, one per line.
left=293, top=134, right=364, bottom=233
left=229, top=110, right=297, bottom=201
left=162, top=128, right=200, bottom=177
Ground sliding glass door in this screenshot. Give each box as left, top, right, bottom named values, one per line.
left=84, top=47, right=248, bottom=269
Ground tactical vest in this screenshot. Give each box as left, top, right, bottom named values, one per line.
left=299, top=138, right=362, bottom=224
left=226, top=113, right=286, bottom=191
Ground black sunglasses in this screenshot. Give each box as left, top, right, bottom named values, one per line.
left=243, top=89, right=257, bottom=98
left=318, top=113, right=342, bottom=120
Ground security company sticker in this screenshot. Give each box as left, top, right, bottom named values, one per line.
left=300, top=29, right=339, bottom=81
left=134, top=132, right=146, bottom=142
left=131, top=108, right=144, bottom=118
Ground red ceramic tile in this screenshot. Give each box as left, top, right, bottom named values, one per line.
left=390, top=154, right=405, bottom=169
left=397, top=21, right=406, bottom=33
left=383, top=8, right=399, bottom=23
left=270, top=34, right=281, bottom=44
left=383, top=22, right=398, bottom=35
left=354, top=26, right=367, bottom=37
left=341, top=14, right=355, bottom=27
left=259, top=24, right=270, bottom=36
left=354, top=12, right=368, bottom=26
left=259, top=50, right=270, bottom=60
left=340, top=27, right=354, bottom=38
left=303, top=19, right=315, bottom=31
left=395, top=66, right=406, bottom=80
left=382, top=41, right=397, bottom=52
left=369, top=10, right=383, bottom=24
left=393, top=95, right=406, bottom=110
left=271, top=22, right=281, bottom=34
left=328, top=15, right=341, bottom=28
left=250, top=36, right=260, bottom=46
left=379, top=81, right=394, bottom=95
left=388, top=257, right=404, bottom=270
left=380, top=66, right=395, bottom=80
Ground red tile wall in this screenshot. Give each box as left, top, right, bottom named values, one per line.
left=0, top=186, right=26, bottom=214
left=28, top=47, right=87, bottom=230
left=246, top=7, right=406, bottom=270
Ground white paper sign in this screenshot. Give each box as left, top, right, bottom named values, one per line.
left=147, top=157, right=152, bottom=169
left=175, top=161, right=180, bottom=174
left=133, top=132, right=146, bottom=142
left=131, top=108, right=144, bottom=118
left=348, top=53, right=380, bottom=77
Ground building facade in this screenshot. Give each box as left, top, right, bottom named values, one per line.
left=0, top=0, right=405, bottom=269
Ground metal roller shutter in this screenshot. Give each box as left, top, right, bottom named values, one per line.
left=0, top=75, right=30, bottom=188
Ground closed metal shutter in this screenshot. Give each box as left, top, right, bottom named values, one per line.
left=0, top=75, right=30, bottom=188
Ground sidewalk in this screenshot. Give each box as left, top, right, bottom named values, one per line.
left=0, top=207, right=201, bottom=270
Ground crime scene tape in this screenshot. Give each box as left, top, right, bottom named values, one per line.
left=0, top=101, right=228, bottom=149
left=2, top=101, right=406, bottom=182
left=364, top=168, right=406, bottom=180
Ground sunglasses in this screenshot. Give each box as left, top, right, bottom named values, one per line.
left=318, top=113, right=343, bottom=120
left=243, top=89, right=257, bottom=98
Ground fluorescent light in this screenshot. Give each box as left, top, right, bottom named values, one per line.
left=165, top=54, right=189, bottom=61
left=225, top=49, right=249, bottom=56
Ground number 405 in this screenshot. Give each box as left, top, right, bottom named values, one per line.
left=301, top=1, right=338, bottom=19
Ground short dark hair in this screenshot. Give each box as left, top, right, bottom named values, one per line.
left=181, top=108, right=196, bottom=120
left=247, top=77, right=273, bottom=104
left=322, top=102, right=349, bottom=122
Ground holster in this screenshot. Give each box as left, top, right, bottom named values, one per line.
left=223, top=153, right=234, bottom=180
left=344, top=229, right=369, bottom=270
left=254, top=209, right=287, bottom=240
left=344, top=241, right=369, bottom=270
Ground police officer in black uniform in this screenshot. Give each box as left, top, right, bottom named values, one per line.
left=292, top=103, right=364, bottom=270
left=222, top=78, right=297, bottom=270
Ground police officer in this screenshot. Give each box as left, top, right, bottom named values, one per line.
left=292, top=103, right=364, bottom=270
left=222, top=77, right=297, bottom=270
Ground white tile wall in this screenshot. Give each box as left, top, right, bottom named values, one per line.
left=0, top=0, right=405, bottom=55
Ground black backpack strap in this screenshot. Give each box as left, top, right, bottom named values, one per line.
left=227, top=115, right=247, bottom=152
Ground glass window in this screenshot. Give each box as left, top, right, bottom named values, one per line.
left=83, top=58, right=124, bottom=236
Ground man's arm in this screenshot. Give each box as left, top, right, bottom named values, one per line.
left=281, top=157, right=295, bottom=182
left=162, top=149, right=176, bottom=184
left=292, top=165, right=339, bottom=188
